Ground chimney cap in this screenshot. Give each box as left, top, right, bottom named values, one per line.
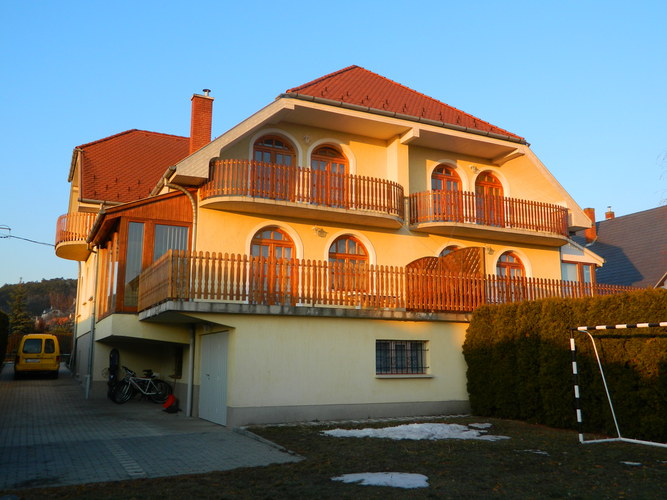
left=203, top=89, right=211, bottom=96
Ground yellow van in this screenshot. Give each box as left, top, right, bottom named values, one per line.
left=14, top=334, right=61, bottom=379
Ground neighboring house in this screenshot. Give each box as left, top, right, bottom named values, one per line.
left=573, top=206, right=667, bottom=288
left=55, top=65, right=632, bottom=426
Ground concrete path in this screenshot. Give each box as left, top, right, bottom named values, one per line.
left=0, top=363, right=300, bottom=491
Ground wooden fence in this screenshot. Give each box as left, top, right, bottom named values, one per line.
left=137, top=251, right=636, bottom=313
left=200, top=159, right=405, bottom=219
left=409, top=191, right=569, bottom=236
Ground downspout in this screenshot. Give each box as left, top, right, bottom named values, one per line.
left=85, top=245, right=99, bottom=399
left=186, top=325, right=196, bottom=417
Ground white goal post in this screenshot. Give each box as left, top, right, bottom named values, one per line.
left=569, top=322, right=667, bottom=448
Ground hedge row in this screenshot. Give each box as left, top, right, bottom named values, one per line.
left=463, top=288, right=667, bottom=441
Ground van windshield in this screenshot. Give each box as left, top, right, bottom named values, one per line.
left=22, top=339, right=43, bottom=354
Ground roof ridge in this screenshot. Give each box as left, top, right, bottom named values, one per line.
left=286, top=65, right=360, bottom=93
left=77, top=129, right=188, bottom=149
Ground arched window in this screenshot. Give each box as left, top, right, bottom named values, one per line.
left=311, top=145, right=348, bottom=206
left=252, top=135, right=296, bottom=200
left=328, top=235, right=368, bottom=265
left=253, top=135, right=295, bottom=166
left=250, top=226, right=295, bottom=259
left=475, top=171, right=504, bottom=226
left=328, top=235, right=368, bottom=292
left=431, top=164, right=461, bottom=192
left=250, top=226, right=295, bottom=305
left=439, top=245, right=460, bottom=257
left=496, top=251, right=524, bottom=278
left=431, top=165, right=462, bottom=222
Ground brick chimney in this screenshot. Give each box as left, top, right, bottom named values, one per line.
left=583, top=207, right=597, bottom=243
left=189, top=89, right=214, bottom=154
left=605, top=206, right=615, bottom=220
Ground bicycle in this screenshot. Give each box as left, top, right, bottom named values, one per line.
left=111, top=366, right=172, bottom=404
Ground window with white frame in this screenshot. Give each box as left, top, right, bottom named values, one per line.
left=376, top=340, right=428, bottom=375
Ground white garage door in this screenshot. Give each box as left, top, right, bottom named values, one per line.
left=199, top=332, right=228, bottom=425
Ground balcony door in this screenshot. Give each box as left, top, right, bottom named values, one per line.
left=475, top=172, right=504, bottom=226
left=253, top=136, right=296, bottom=200
left=431, top=164, right=462, bottom=222
left=311, top=146, right=348, bottom=207
left=250, top=226, right=295, bottom=304
left=328, top=236, right=368, bottom=292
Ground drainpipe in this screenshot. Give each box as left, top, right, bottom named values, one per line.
left=165, top=183, right=197, bottom=251
left=85, top=245, right=99, bottom=399
left=186, top=325, right=196, bottom=417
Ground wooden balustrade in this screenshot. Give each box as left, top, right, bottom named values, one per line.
left=408, top=191, right=569, bottom=236
left=200, top=160, right=404, bottom=219
left=55, top=212, right=97, bottom=246
left=137, top=250, right=636, bottom=313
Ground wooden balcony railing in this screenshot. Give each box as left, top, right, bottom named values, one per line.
left=137, top=250, right=636, bottom=314
left=55, top=212, right=96, bottom=246
left=200, top=159, right=404, bottom=220
left=409, top=191, right=569, bottom=236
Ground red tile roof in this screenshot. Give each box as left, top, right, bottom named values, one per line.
left=286, top=65, right=524, bottom=142
left=76, top=129, right=189, bottom=203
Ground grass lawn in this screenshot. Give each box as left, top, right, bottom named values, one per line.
left=5, top=416, right=667, bottom=499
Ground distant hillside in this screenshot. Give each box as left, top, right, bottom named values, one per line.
left=0, top=278, right=77, bottom=317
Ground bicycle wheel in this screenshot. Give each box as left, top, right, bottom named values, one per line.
left=112, top=381, right=135, bottom=404
left=150, top=379, right=172, bottom=404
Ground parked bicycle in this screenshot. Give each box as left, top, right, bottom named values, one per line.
left=111, top=366, right=172, bottom=404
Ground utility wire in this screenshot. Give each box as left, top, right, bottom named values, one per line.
left=0, top=226, right=54, bottom=247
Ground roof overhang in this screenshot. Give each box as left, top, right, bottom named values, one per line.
left=168, top=96, right=528, bottom=186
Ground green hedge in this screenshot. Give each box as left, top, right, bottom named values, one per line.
left=463, top=289, right=667, bottom=441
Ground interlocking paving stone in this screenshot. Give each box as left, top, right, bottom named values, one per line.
left=0, top=363, right=300, bottom=491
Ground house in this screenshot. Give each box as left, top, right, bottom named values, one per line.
left=55, top=66, right=633, bottom=426
left=573, top=206, right=667, bottom=288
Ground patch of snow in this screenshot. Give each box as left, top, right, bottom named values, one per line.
left=517, top=449, right=550, bottom=456
left=469, top=422, right=492, bottom=429
left=332, top=472, right=429, bottom=489
left=323, top=423, right=510, bottom=441
left=621, top=461, right=642, bottom=466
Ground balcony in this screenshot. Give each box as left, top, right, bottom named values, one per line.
left=408, top=191, right=570, bottom=246
left=55, top=212, right=96, bottom=261
left=137, top=250, right=635, bottom=317
left=199, top=160, right=404, bottom=228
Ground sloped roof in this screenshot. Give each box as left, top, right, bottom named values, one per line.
left=573, top=206, right=667, bottom=288
left=76, top=129, right=189, bottom=203
left=286, top=65, right=524, bottom=142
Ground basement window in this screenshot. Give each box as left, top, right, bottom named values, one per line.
left=376, top=340, right=429, bottom=375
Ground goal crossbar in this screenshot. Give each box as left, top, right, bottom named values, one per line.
left=569, top=322, right=667, bottom=448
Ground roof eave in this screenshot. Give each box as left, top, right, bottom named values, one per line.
left=279, top=92, right=528, bottom=146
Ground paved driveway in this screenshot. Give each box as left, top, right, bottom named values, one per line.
left=0, top=363, right=300, bottom=491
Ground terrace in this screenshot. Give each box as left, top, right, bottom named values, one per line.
left=136, top=250, right=635, bottom=319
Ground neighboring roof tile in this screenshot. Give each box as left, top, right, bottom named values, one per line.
left=286, top=65, right=524, bottom=141
left=77, top=130, right=189, bottom=203
left=573, top=206, right=667, bottom=288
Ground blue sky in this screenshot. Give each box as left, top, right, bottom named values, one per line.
left=1, top=0, right=665, bottom=286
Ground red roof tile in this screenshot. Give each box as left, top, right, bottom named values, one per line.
left=77, top=129, right=189, bottom=203
left=286, top=65, right=524, bottom=141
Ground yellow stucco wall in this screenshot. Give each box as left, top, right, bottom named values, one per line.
left=190, top=314, right=469, bottom=409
